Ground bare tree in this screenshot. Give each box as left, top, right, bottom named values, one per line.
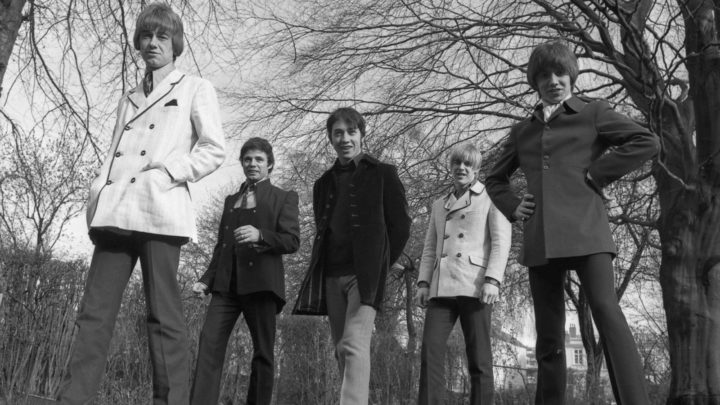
left=228, top=0, right=713, bottom=402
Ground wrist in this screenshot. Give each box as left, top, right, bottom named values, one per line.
left=484, top=277, right=500, bottom=287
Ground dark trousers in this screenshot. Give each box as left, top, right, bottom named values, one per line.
left=419, top=297, right=494, bottom=405
left=58, top=231, right=189, bottom=405
left=190, top=291, right=277, bottom=405
left=529, top=253, right=650, bottom=405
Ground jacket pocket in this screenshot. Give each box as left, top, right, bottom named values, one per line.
left=469, top=255, right=488, bottom=268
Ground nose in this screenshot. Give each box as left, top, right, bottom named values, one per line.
left=549, top=72, right=561, bottom=84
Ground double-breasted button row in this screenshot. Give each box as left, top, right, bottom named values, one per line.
left=543, top=154, right=550, bottom=170
left=123, top=124, right=155, bottom=130
left=113, top=150, right=148, bottom=157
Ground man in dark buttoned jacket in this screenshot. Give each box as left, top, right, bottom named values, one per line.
left=293, top=107, right=411, bottom=405
left=190, top=137, right=300, bottom=405
left=486, top=41, right=658, bottom=405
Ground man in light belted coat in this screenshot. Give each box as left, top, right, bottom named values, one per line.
left=415, top=143, right=511, bottom=405
left=57, top=4, right=225, bottom=405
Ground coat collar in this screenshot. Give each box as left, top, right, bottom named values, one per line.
left=443, top=181, right=485, bottom=212
left=531, top=95, right=587, bottom=122
left=126, top=69, right=185, bottom=116
left=231, top=178, right=272, bottom=206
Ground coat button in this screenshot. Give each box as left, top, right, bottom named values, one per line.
left=106, top=180, right=113, bottom=185
left=222, top=243, right=227, bottom=248
left=543, top=164, right=549, bottom=170
left=460, top=214, right=466, bottom=219
left=458, top=233, right=464, bottom=238
left=325, top=203, right=330, bottom=208
left=124, top=125, right=131, bottom=131
left=115, top=152, right=122, bottom=157
left=140, top=150, right=146, bottom=156
left=248, top=261, right=254, bottom=267
left=149, top=124, right=155, bottom=129
left=456, top=252, right=462, bottom=257
left=543, top=154, right=549, bottom=160
left=130, top=177, right=136, bottom=183
left=225, top=225, right=229, bottom=230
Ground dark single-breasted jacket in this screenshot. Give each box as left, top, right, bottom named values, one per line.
left=293, top=154, right=411, bottom=315
left=199, top=179, right=300, bottom=312
left=486, top=96, right=659, bottom=267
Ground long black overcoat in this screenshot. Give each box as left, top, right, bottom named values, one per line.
left=293, top=154, right=411, bottom=315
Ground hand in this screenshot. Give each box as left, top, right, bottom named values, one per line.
left=512, top=193, right=535, bottom=222
left=414, top=286, right=430, bottom=308
left=234, top=225, right=260, bottom=244
left=192, top=282, right=208, bottom=295
left=480, top=283, right=499, bottom=305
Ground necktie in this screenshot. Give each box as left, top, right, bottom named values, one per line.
left=234, top=184, right=257, bottom=209
left=143, top=71, right=153, bottom=96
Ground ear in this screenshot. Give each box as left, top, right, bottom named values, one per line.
left=268, top=162, right=274, bottom=172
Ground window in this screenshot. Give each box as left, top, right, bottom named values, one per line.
left=574, top=349, right=585, bottom=365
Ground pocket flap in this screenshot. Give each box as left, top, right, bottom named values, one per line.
left=469, top=255, right=488, bottom=267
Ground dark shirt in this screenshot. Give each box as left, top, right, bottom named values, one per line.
left=324, top=155, right=362, bottom=277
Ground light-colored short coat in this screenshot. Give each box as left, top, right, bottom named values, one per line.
left=418, top=181, right=512, bottom=298
left=86, top=69, right=225, bottom=239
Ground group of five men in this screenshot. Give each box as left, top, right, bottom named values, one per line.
left=53, top=3, right=658, bottom=405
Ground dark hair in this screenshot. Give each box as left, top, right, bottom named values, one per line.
left=526, top=41, right=579, bottom=91
left=326, top=107, right=366, bottom=141
left=133, top=3, right=184, bottom=58
left=240, top=137, right=275, bottom=173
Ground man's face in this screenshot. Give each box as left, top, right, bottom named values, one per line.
left=139, top=29, right=174, bottom=70
left=450, top=157, right=477, bottom=189
left=241, top=149, right=272, bottom=183
left=330, top=120, right=362, bottom=164
left=536, top=70, right=573, bottom=104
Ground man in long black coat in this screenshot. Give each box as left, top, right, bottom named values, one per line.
left=294, top=107, right=411, bottom=405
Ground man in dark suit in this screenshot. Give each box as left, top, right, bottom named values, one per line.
left=293, top=107, right=411, bottom=405
left=190, top=137, right=300, bottom=405
left=486, top=41, right=658, bottom=405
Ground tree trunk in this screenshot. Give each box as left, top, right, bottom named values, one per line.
left=576, top=293, right=604, bottom=405
left=655, top=1, right=720, bottom=403
left=0, top=0, right=26, bottom=98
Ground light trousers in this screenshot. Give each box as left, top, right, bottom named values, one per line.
left=325, top=275, right=377, bottom=405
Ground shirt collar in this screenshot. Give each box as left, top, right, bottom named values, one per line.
left=241, top=177, right=268, bottom=193
left=333, top=152, right=365, bottom=170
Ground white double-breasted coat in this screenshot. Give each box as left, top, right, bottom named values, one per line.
left=418, top=181, right=512, bottom=298
left=86, top=69, right=225, bottom=239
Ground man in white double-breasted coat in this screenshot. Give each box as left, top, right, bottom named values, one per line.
left=415, top=144, right=511, bottom=405
left=57, top=4, right=225, bottom=405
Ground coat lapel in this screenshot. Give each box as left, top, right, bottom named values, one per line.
left=125, top=70, right=185, bottom=125
left=444, top=182, right=485, bottom=213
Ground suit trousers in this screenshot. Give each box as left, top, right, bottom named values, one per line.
left=58, top=231, right=189, bottom=405
left=190, top=291, right=277, bottom=405
left=325, top=275, right=377, bottom=405
left=529, top=253, right=650, bottom=405
left=418, top=297, right=494, bottom=405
